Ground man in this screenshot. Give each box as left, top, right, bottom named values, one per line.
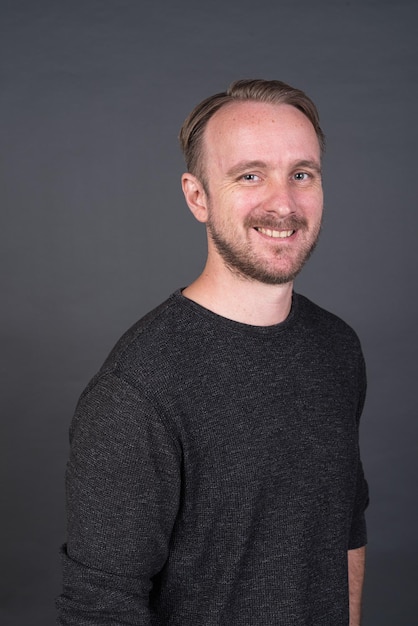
left=57, top=79, right=369, bottom=625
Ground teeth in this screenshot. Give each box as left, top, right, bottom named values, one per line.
left=257, top=228, right=294, bottom=238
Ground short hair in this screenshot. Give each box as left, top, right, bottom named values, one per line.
left=179, top=79, right=325, bottom=185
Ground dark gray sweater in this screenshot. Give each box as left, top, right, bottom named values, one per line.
left=57, top=291, right=368, bottom=625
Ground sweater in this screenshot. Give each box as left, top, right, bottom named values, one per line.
left=57, top=290, right=368, bottom=625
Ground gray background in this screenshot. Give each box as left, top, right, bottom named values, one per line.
left=1, top=1, right=417, bottom=624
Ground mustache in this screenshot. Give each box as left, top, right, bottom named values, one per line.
left=244, top=215, right=309, bottom=230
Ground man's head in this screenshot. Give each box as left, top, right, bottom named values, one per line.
left=179, top=79, right=325, bottom=192
left=180, top=80, right=324, bottom=286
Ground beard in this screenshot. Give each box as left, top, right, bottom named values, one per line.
left=207, top=212, right=321, bottom=285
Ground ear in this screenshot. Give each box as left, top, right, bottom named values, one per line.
left=181, top=173, right=209, bottom=223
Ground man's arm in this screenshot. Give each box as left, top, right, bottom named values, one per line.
left=348, top=545, right=366, bottom=626
left=57, top=372, right=181, bottom=624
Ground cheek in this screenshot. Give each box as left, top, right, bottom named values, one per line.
left=298, top=188, right=323, bottom=215
left=219, top=190, right=257, bottom=218
left=232, top=189, right=265, bottom=215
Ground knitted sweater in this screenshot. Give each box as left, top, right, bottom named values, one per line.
left=57, top=290, right=368, bottom=625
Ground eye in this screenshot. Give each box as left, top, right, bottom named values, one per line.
left=293, top=172, right=310, bottom=181
left=241, top=174, right=260, bottom=182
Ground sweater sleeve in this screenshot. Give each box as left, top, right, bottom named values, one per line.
left=56, top=371, right=181, bottom=625
left=348, top=351, right=369, bottom=550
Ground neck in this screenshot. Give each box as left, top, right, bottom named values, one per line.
left=182, top=262, right=294, bottom=327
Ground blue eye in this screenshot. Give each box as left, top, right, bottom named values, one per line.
left=294, top=172, right=309, bottom=181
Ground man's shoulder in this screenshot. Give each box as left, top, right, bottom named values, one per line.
left=102, top=290, right=187, bottom=371
left=295, top=292, right=361, bottom=345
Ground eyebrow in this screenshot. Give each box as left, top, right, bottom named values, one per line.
left=294, top=160, right=322, bottom=174
left=226, top=160, right=269, bottom=178
left=226, top=159, right=322, bottom=178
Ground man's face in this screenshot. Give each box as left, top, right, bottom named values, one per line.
left=200, top=101, right=323, bottom=285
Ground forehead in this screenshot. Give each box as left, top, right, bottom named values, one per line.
left=203, top=101, right=320, bottom=165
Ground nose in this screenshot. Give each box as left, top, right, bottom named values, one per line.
left=264, top=179, right=295, bottom=217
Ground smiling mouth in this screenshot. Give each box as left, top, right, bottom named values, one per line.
left=254, top=227, right=295, bottom=239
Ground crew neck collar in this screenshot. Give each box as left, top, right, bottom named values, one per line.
left=172, top=288, right=299, bottom=336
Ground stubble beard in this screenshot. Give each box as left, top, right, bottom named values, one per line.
left=207, top=212, right=322, bottom=285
